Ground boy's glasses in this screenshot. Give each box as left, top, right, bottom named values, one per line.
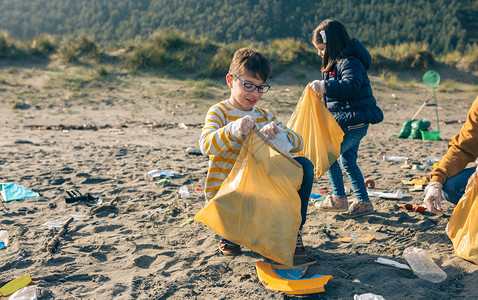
left=231, top=74, right=270, bottom=93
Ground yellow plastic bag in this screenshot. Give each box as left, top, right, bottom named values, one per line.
left=194, top=128, right=303, bottom=267
left=446, top=171, right=478, bottom=264
left=287, top=85, right=344, bottom=178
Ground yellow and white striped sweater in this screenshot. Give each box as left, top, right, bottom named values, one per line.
left=199, top=99, right=303, bottom=201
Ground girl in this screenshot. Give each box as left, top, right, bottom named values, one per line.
left=309, top=19, right=383, bottom=218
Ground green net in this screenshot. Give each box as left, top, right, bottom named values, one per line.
left=423, top=70, right=440, bottom=89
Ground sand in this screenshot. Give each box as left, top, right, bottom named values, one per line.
left=1, top=61, right=478, bottom=299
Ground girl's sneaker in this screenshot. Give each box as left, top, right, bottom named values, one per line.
left=315, top=195, right=348, bottom=212
left=338, top=199, right=374, bottom=218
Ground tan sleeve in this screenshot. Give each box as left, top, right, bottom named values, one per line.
left=430, top=96, right=478, bottom=184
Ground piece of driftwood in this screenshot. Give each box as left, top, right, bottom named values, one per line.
left=46, top=217, right=74, bottom=253
left=89, top=199, right=118, bottom=215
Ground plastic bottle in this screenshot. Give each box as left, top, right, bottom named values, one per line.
left=403, top=247, right=447, bottom=283
left=423, top=157, right=441, bottom=165
left=0, top=230, right=8, bottom=248
left=157, top=179, right=170, bottom=186
left=382, top=155, right=409, bottom=163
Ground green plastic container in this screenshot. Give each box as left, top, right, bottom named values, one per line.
left=421, top=130, right=440, bottom=141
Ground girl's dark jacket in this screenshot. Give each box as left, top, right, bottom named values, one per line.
left=322, top=38, right=383, bottom=128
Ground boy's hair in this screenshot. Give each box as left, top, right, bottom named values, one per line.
left=228, top=47, right=271, bottom=82
left=312, top=19, right=352, bottom=73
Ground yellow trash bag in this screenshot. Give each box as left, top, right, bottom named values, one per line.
left=446, top=171, right=478, bottom=264
left=194, top=127, right=303, bottom=267
left=287, top=85, right=344, bottom=178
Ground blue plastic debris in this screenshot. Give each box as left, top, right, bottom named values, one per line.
left=0, top=183, right=40, bottom=202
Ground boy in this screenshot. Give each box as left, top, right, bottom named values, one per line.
left=199, top=47, right=314, bottom=259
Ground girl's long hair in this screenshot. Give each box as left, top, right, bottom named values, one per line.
left=312, top=19, right=352, bottom=73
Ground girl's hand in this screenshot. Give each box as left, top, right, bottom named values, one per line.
left=310, top=80, right=326, bottom=94
left=260, top=122, right=280, bottom=140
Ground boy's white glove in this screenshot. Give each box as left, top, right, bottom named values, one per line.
left=310, top=80, right=326, bottom=94
left=423, top=182, right=444, bottom=215
left=230, top=115, right=255, bottom=139
left=260, top=121, right=280, bottom=140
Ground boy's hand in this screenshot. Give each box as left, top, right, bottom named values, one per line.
left=231, top=115, right=255, bottom=139
left=423, top=182, right=444, bottom=215
left=310, top=80, right=326, bottom=94
left=260, top=122, right=280, bottom=140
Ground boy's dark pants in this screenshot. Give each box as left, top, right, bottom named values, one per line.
left=220, top=156, right=314, bottom=246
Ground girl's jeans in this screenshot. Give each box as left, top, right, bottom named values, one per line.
left=220, top=156, right=314, bottom=246
left=442, top=167, right=475, bottom=204
left=327, top=125, right=370, bottom=202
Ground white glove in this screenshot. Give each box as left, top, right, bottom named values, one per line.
left=310, top=80, right=326, bottom=94
left=423, top=182, right=444, bottom=215
left=230, top=115, right=255, bottom=139
left=260, top=122, right=280, bottom=140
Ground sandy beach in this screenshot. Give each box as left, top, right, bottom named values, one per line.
left=1, top=61, right=478, bottom=299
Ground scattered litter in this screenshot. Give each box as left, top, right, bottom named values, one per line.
left=399, top=203, right=427, bottom=213
left=145, top=207, right=163, bottom=214
left=334, top=235, right=375, bottom=243
left=178, top=185, right=190, bottom=198
left=256, top=261, right=333, bottom=295
left=42, top=215, right=88, bottom=228
left=0, top=230, right=8, bottom=248
left=404, top=247, right=447, bottom=283
left=0, top=275, right=32, bottom=297
left=65, top=189, right=103, bottom=205
left=402, top=176, right=428, bottom=186
left=337, top=267, right=351, bottom=278
left=382, top=155, right=408, bottom=163
left=364, top=178, right=375, bottom=188
left=178, top=123, right=189, bottom=129
left=410, top=185, right=425, bottom=192
left=8, top=285, right=37, bottom=300
left=89, top=199, right=118, bottom=215
left=186, top=147, right=203, bottom=155
left=156, top=179, right=170, bottom=187
left=93, top=221, right=108, bottom=225
left=368, top=190, right=403, bottom=200
left=375, top=257, right=411, bottom=270
left=195, top=187, right=203, bottom=191
left=310, top=190, right=327, bottom=199
left=354, top=293, right=385, bottom=300
left=412, top=165, right=425, bottom=170
left=177, top=218, right=194, bottom=227
left=0, top=183, right=39, bottom=202
left=144, top=170, right=175, bottom=182
left=423, top=157, right=441, bottom=165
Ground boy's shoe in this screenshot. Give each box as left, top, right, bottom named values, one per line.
left=315, top=195, right=348, bottom=212
left=293, top=230, right=307, bottom=260
left=338, top=199, right=374, bottom=218
left=218, top=241, right=242, bottom=256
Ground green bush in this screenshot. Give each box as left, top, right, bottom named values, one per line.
left=370, top=43, right=435, bottom=70
left=0, top=32, right=24, bottom=59
left=59, top=43, right=77, bottom=63
left=31, top=35, right=57, bottom=54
